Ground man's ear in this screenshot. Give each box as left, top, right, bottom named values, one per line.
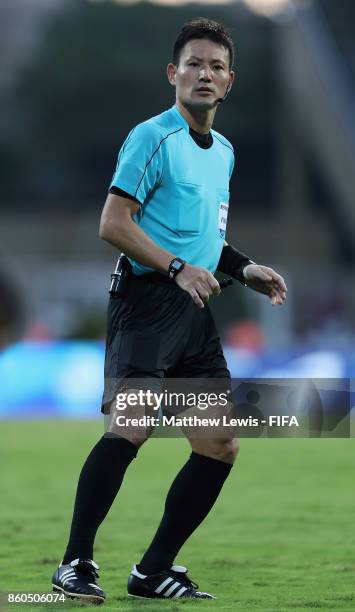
left=167, top=63, right=177, bottom=86
left=227, top=70, right=235, bottom=93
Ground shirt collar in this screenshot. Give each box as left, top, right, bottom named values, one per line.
left=172, top=104, right=213, bottom=149
left=171, top=104, right=190, bottom=132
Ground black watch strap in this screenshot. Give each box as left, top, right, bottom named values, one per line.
left=168, top=257, right=186, bottom=280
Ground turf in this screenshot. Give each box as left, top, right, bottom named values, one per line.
left=1, top=421, right=354, bottom=611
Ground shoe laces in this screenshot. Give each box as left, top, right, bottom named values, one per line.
left=76, top=560, right=99, bottom=581
left=171, top=568, right=198, bottom=591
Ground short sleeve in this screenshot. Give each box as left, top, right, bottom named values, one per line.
left=229, top=149, right=235, bottom=180
left=110, top=122, right=165, bottom=205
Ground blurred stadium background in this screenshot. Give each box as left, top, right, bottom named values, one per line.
left=1, top=3, right=355, bottom=610
left=1, top=0, right=355, bottom=416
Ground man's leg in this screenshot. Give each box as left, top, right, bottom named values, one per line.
left=137, top=303, right=237, bottom=575
left=63, top=391, right=153, bottom=564
left=137, top=436, right=239, bottom=575
left=62, top=436, right=138, bottom=563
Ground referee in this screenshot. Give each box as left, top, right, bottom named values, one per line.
left=52, top=18, right=287, bottom=603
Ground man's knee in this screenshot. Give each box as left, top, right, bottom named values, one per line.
left=210, top=438, right=240, bottom=464
left=189, top=437, right=240, bottom=464
left=105, top=388, right=157, bottom=448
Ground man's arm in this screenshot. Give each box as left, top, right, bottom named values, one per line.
left=99, top=193, right=221, bottom=309
left=219, top=241, right=287, bottom=306
left=100, top=193, right=174, bottom=273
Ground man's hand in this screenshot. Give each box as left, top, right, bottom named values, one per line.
left=175, top=264, right=221, bottom=309
left=243, top=264, right=287, bottom=306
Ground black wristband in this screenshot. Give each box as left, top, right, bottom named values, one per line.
left=217, top=244, right=253, bottom=286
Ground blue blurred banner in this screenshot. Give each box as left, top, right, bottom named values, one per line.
left=0, top=341, right=354, bottom=419
left=0, top=341, right=104, bottom=419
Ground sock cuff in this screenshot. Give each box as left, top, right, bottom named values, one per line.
left=101, top=434, right=138, bottom=461
left=190, top=451, right=233, bottom=474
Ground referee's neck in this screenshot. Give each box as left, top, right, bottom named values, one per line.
left=176, top=101, right=216, bottom=135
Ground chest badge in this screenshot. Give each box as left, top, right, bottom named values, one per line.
left=218, top=201, right=229, bottom=238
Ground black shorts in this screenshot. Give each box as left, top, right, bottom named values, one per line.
left=101, top=273, right=230, bottom=413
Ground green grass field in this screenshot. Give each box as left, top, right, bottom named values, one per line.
left=1, top=421, right=354, bottom=611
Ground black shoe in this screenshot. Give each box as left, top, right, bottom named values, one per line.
left=127, top=564, right=215, bottom=599
left=52, top=558, right=105, bottom=605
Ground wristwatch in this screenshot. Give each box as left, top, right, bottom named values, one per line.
left=168, top=257, right=186, bottom=280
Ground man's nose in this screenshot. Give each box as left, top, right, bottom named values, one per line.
left=198, top=66, right=212, bottom=81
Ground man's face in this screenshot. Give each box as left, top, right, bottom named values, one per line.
left=167, top=38, right=234, bottom=110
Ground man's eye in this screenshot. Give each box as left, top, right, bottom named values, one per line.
left=189, top=62, right=199, bottom=67
left=214, top=65, right=224, bottom=71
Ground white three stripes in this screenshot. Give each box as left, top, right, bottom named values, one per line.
left=154, top=577, right=188, bottom=598
left=164, top=581, right=182, bottom=597
left=60, top=569, right=75, bottom=579
left=61, top=570, right=77, bottom=587
left=62, top=576, right=78, bottom=586
left=155, top=577, right=173, bottom=594
left=173, top=586, right=188, bottom=598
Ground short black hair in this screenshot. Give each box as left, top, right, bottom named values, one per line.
left=173, top=17, right=234, bottom=69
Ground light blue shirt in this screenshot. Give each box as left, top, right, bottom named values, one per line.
left=110, top=105, right=234, bottom=275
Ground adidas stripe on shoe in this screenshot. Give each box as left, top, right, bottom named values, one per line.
left=52, top=558, right=105, bottom=605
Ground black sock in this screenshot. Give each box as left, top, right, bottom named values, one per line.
left=62, top=435, right=137, bottom=564
left=137, top=451, right=233, bottom=575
